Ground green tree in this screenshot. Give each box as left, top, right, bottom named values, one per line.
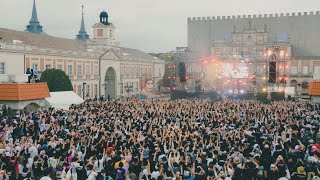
left=40, top=69, right=73, bottom=92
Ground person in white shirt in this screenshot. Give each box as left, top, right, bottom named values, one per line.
left=87, top=164, right=98, bottom=180
left=94, top=154, right=106, bottom=174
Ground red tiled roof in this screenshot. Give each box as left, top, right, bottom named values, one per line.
left=0, top=83, right=50, bottom=101
left=0, top=28, right=87, bottom=52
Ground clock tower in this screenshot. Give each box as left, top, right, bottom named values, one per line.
left=88, top=11, right=119, bottom=52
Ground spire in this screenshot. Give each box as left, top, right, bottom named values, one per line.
left=31, top=0, right=39, bottom=23
left=76, top=5, right=90, bottom=41
left=25, top=0, right=45, bottom=34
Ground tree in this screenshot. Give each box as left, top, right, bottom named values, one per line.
left=40, top=69, right=73, bottom=92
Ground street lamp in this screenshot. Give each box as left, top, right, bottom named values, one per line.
left=124, top=82, right=133, bottom=98
left=82, top=82, right=86, bottom=99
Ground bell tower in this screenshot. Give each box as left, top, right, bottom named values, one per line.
left=89, top=10, right=119, bottom=51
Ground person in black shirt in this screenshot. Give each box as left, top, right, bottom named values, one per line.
left=291, top=166, right=307, bottom=180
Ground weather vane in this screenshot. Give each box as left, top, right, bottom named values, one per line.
left=82, top=4, right=84, bottom=16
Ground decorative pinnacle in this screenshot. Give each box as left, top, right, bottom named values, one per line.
left=82, top=4, right=84, bottom=16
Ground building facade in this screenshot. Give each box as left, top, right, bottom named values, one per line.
left=0, top=1, right=164, bottom=99
left=187, top=12, right=320, bottom=96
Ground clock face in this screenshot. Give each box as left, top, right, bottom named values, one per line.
left=110, top=30, right=113, bottom=37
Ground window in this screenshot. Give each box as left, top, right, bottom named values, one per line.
left=67, top=65, right=73, bottom=76
left=94, top=84, right=98, bottom=97
left=0, top=63, right=4, bottom=74
left=302, top=66, right=309, bottom=74
left=291, top=66, right=297, bottom=74
left=86, top=85, right=90, bottom=97
left=314, top=66, right=320, bottom=74
left=77, top=65, right=82, bottom=75
left=94, top=65, right=99, bottom=75
left=86, top=65, right=90, bottom=75
left=77, top=85, right=82, bottom=97
left=236, top=35, right=243, bottom=42
left=57, top=64, right=62, bottom=70
left=136, top=82, right=139, bottom=92
left=131, top=66, right=134, bottom=76
left=148, top=67, right=151, bottom=75
left=45, top=64, right=51, bottom=70
left=136, top=66, right=139, bottom=76
left=126, top=64, right=130, bottom=75
left=120, top=64, right=124, bottom=76
left=120, top=83, right=124, bottom=94
left=32, top=63, right=38, bottom=71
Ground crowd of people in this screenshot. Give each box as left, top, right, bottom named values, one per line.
left=0, top=98, right=320, bottom=180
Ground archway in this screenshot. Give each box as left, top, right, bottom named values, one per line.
left=290, top=79, right=298, bottom=96
left=24, top=103, right=40, bottom=113
left=104, top=67, right=116, bottom=99
left=290, top=79, right=298, bottom=87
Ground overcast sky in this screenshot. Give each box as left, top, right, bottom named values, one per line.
left=0, top=0, right=319, bottom=53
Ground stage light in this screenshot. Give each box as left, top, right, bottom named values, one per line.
left=263, top=77, right=266, bottom=80
left=229, top=89, right=233, bottom=94
left=262, top=88, right=267, bottom=92
left=240, top=89, right=245, bottom=94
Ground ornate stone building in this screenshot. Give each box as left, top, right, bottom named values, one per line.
left=187, top=12, right=320, bottom=96
left=0, top=0, right=165, bottom=100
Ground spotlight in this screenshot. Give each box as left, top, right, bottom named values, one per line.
left=262, top=88, right=267, bottom=92
left=229, top=89, right=233, bottom=94
left=240, top=89, right=245, bottom=94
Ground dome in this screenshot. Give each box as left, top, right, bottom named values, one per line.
left=100, top=11, right=108, bottom=17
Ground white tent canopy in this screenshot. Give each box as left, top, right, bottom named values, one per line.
left=45, top=91, right=84, bottom=110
